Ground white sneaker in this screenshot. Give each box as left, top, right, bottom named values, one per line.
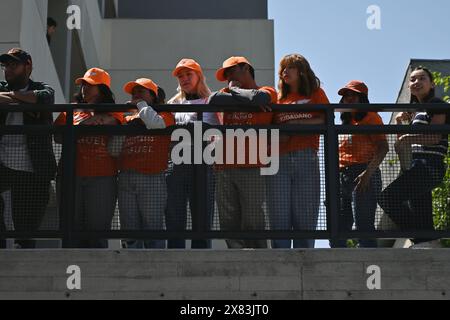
left=410, top=239, right=443, bottom=249
left=393, top=239, right=414, bottom=248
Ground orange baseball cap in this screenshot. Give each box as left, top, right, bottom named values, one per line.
left=338, top=80, right=368, bottom=96
left=172, top=58, right=203, bottom=77
left=75, top=67, right=111, bottom=88
left=123, top=78, right=158, bottom=96
left=216, top=56, right=252, bottom=82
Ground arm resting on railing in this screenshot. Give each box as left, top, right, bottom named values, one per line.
left=208, top=87, right=271, bottom=106
left=0, top=93, right=16, bottom=104
left=6, top=83, right=55, bottom=105
left=396, top=113, right=447, bottom=147
left=136, top=101, right=166, bottom=129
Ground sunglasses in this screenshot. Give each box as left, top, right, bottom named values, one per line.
left=0, top=61, right=24, bottom=70
left=223, top=65, right=240, bottom=79
left=343, top=91, right=360, bottom=98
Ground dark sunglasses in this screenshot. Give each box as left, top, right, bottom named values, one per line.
left=0, top=61, right=24, bottom=70
left=223, top=65, right=240, bottom=79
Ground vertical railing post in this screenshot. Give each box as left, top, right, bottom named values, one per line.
left=191, top=113, right=208, bottom=245
left=324, top=107, right=340, bottom=246
left=60, top=108, right=76, bottom=248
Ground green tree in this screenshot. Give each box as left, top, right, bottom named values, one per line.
left=431, top=72, right=450, bottom=237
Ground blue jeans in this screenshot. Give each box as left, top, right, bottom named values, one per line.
left=330, top=164, right=381, bottom=248
left=267, top=149, right=320, bottom=248
left=165, top=163, right=214, bottom=249
left=378, top=155, right=445, bottom=233
left=118, top=171, right=166, bottom=249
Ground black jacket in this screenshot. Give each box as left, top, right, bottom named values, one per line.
left=0, top=79, right=57, bottom=180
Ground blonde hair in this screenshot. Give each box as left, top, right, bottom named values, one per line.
left=168, top=71, right=211, bottom=104
left=278, top=54, right=321, bottom=100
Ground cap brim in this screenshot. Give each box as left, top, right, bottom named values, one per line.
left=172, top=66, right=184, bottom=77
left=172, top=65, right=201, bottom=77
left=338, top=88, right=363, bottom=96
left=123, top=82, right=138, bottom=95
left=75, top=77, right=99, bottom=86
left=0, top=54, right=21, bottom=64
left=337, top=88, right=348, bottom=96
left=215, top=67, right=228, bottom=82
left=124, top=81, right=158, bottom=96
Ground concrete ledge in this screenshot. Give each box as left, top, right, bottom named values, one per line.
left=0, top=249, right=449, bottom=300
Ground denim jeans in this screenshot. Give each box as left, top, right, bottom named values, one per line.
left=165, top=163, right=214, bottom=249
left=72, top=176, right=117, bottom=248
left=330, top=164, right=381, bottom=248
left=118, top=171, right=166, bottom=249
left=266, top=149, right=320, bottom=248
left=378, top=155, right=445, bottom=232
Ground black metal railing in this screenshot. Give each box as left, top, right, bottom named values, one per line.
left=0, top=103, right=449, bottom=247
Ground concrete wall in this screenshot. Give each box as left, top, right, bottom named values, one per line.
left=0, top=0, right=65, bottom=103
left=34, top=0, right=48, bottom=26
left=48, top=0, right=71, bottom=97
left=70, top=0, right=106, bottom=68
left=0, top=0, right=22, bottom=78
left=0, top=249, right=449, bottom=300
left=26, top=1, right=274, bottom=104
left=21, top=0, right=65, bottom=103
left=107, top=19, right=274, bottom=103
left=1, top=0, right=274, bottom=101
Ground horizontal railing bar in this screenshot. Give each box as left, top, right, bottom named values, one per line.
left=0, top=103, right=447, bottom=113
left=1, top=124, right=449, bottom=135
left=336, top=124, right=450, bottom=134
left=2, top=230, right=450, bottom=240
left=0, top=126, right=64, bottom=134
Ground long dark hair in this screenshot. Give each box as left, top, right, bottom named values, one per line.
left=156, top=86, right=166, bottom=104
left=409, top=66, right=436, bottom=103
left=278, top=54, right=321, bottom=100
left=140, top=86, right=166, bottom=104
left=339, top=92, right=370, bottom=125
left=126, top=86, right=167, bottom=126
left=73, top=84, right=116, bottom=104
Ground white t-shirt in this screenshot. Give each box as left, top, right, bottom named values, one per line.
left=173, top=98, right=219, bottom=125
left=0, top=86, right=34, bottom=172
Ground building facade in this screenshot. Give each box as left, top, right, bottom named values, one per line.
left=1, top=0, right=275, bottom=104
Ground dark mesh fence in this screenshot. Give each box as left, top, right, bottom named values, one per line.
left=335, top=117, right=450, bottom=247
left=378, top=133, right=450, bottom=232
left=0, top=113, right=59, bottom=248
left=0, top=138, right=58, bottom=231
left=1, top=105, right=450, bottom=249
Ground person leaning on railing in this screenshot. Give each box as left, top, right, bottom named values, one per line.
left=378, top=66, right=450, bottom=248
left=117, top=78, right=174, bottom=249
left=267, top=53, right=329, bottom=249
left=208, top=56, right=277, bottom=249
left=54, top=68, right=124, bottom=248
left=164, top=58, right=219, bottom=249
left=0, top=48, right=57, bottom=249
left=330, top=81, right=388, bottom=248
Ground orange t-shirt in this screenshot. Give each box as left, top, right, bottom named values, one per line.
left=339, top=112, right=386, bottom=168
left=274, top=88, right=329, bottom=155
left=54, top=111, right=124, bottom=177
left=216, top=86, right=277, bottom=169
left=119, top=112, right=175, bottom=174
